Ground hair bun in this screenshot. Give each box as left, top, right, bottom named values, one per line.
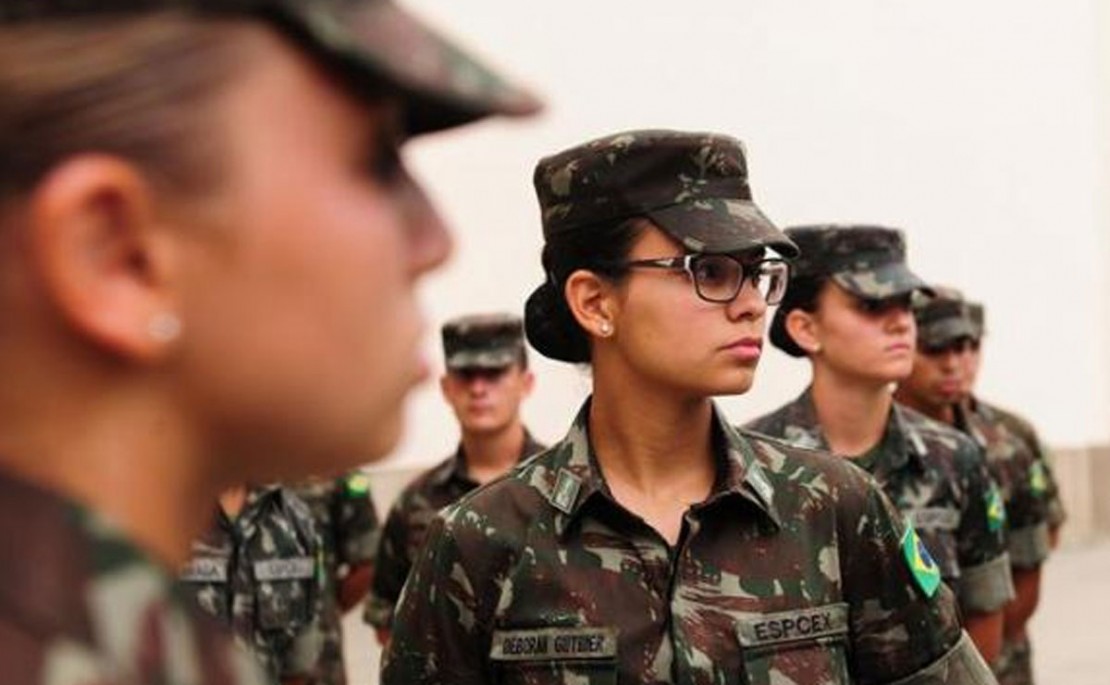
left=524, top=281, right=591, bottom=363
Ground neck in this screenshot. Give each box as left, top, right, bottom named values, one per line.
left=810, top=365, right=893, bottom=457
left=0, top=375, right=221, bottom=568
left=589, top=362, right=716, bottom=499
left=460, top=421, right=527, bottom=484
left=893, top=386, right=954, bottom=424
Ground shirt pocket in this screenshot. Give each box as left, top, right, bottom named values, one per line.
left=179, top=557, right=231, bottom=619
left=253, top=556, right=315, bottom=630
left=490, top=626, right=618, bottom=685
left=910, top=508, right=961, bottom=582
left=736, top=603, right=851, bottom=685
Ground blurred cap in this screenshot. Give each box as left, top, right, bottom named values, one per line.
left=442, top=313, right=524, bottom=370
left=0, top=0, right=542, bottom=136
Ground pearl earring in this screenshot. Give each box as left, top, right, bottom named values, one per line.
left=148, top=313, right=182, bottom=342
left=599, top=321, right=612, bottom=337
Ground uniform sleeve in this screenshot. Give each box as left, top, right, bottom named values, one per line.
left=953, top=442, right=1014, bottom=614
left=331, top=473, right=380, bottom=567
left=363, top=497, right=417, bottom=628
left=839, top=476, right=996, bottom=685
left=380, top=513, right=491, bottom=685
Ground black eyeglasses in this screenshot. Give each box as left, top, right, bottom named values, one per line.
left=607, top=254, right=790, bottom=305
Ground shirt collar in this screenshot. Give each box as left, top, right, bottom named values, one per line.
left=535, top=399, right=782, bottom=537
left=430, top=429, right=542, bottom=488
left=778, top=388, right=926, bottom=473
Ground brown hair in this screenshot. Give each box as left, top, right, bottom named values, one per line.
left=0, top=14, right=255, bottom=199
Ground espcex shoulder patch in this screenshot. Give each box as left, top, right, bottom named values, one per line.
left=986, top=485, right=1006, bottom=532
left=901, top=521, right=941, bottom=598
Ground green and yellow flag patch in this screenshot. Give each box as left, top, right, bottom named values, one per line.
left=986, top=485, right=1006, bottom=532
left=902, top=522, right=942, bottom=598
left=345, top=473, right=371, bottom=497
left=1029, top=462, right=1048, bottom=497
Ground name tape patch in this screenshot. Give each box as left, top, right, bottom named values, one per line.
left=910, top=507, right=960, bottom=531
left=736, top=603, right=849, bottom=648
left=490, top=627, right=618, bottom=662
left=253, top=557, right=314, bottom=582
left=180, top=558, right=228, bottom=583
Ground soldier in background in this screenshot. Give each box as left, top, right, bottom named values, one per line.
left=366, top=313, right=543, bottom=645
left=896, top=292, right=1062, bottom=685
left=292, top=473, right=380, bottom=685
left=181, top=486, right=324, bottom=685
left=747, top=226, right=1012, bottom=664
left=383, top=130, right=996, bottom=685
left=0, top=0, right=538, bottom=682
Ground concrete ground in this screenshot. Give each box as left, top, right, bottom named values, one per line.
left=343, top=539, right=1110, bottom=684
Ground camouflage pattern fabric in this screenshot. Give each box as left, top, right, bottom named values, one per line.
left=442, top=313, right=526, bottom=371
left=180, top=486, right=325, bottom=684
left=382, top=400, right=997, bottom=685
left=995, top=634, right=1034, bottom=685
left=746, top=390, right=1014, bottom=616
left=0, top=470, right=265, bottom=685
left=292, top=473, right=380, bottom=685
left=783, top=225, right=932, bottom=301
left=532, top=130, right=798, bottom=257
left=954, top=400, right=1053, bottom=569
left=983, top=403, right=1066, bottom=531
left=364, top=432, right=545, bottom=629
left=911, top=287, right=978, bottom=349
left=0, top=0, right=541, bottom=137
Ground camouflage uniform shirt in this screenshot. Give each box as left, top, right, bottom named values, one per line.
left=0, top=470, right=265, bottom=685
left=382, top=401, right=996, bottom=685
left=746, top=389, right=1014, bottom=615
left=291, top=473, right=380, bottom=685
left=953, top=400, right=1054, bottom=569
left=365, top=431, right=544, bottom=629
left=180, top=486, right=324, bottom=684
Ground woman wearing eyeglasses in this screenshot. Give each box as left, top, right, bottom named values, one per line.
left=746, top=225, right=1013, bottom=668
left=383, top=132, right=994, bottom=685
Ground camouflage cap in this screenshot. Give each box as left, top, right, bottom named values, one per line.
left=532, top=130, right=798, bottom=257
left=913, top=286, right=979, bottom=349
left=0, top=0, right=541, bottom=136
left=966, top=300, right=986, bottom=339
left=442, top=313, right=525, bottom=371
left=785, top=224, right=932, bottom=300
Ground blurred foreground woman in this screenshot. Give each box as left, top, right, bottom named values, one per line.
left=0, top=1, right=537, bottom=682
left=383, top=130, right=996, bottom=685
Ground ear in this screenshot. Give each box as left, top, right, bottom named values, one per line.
left=439, top=373, right=452, bottom=398
left=27, top=155, right=180, bottom=363
left=520, top=369, right=535, bottom=397
left=563, top=269, right=615, bottom=339
left=785, top=308, right=822, bottom=355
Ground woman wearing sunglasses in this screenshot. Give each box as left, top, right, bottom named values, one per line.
left=747, top=225, right=1013, bottom=667
left=383, top=132, right=994, bottom=685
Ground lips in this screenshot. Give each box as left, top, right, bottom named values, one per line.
left=721, top=336, right=763, bottom=361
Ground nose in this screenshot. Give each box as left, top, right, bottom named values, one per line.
left=725, top=277, right=768, bottom=322
left=886, top=306, right=914, bottom=333
left=403, top=176, right=454, bottom=279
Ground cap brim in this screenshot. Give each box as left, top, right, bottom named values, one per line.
left=918, top=319, right=978, bottom=348
left=831, top=262, right=934, bottom=301
left=446, top=349, right=518, bottom=370
left=645, top=199, right=798, bottom=258
left=276, top=0, right=542, bottom=136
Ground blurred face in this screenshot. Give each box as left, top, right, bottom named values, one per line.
left=961, top=338, right=983, bottom=396
left=902, top=337, right=977, bottom=410
left=604, top=226, right=769, bottom=398
left=805, top=283, right=917, bottom=385
left=171, top=30, right=450, bottom=476
left=440, top=364, right=534, bottom=436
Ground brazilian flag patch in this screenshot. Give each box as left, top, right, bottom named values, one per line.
left=345, top=473, right=371, bottom=497
left=986, top=485, right=1006, bottom=532
left=902, top=522, right=942, bottom=598
left=1029, top=462, right=1048, bottom=497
